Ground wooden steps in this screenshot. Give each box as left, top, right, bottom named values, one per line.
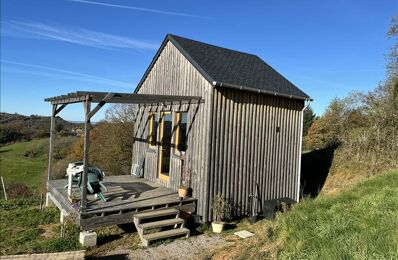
left=143, top=228, right=190, bottom=244
left=139, top=218, right=184, bottom=232
left=134, top=208, right=190, bottom=247
left=134, top=208, right=180, bottom=222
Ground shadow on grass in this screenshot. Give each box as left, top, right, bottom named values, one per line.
left=86, top=254, right=129, bottom=260
left=300, top=146, right=337, bottom=198
left=97, top=234, right=124, bottom=247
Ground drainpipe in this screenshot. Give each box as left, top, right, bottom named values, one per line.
left=296, top=99, right=311, bottom=202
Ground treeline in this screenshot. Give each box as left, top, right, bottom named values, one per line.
left=0, top=113, right=81, bottom=145
left=303, top=15, right=398, bottom=193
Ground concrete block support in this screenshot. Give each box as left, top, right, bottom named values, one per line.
left=79, top=231, right=97, bottom=247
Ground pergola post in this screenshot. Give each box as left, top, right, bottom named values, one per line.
left=81, top=97, right=92, bottom=212
left=47, top=105, right=56, bottom=182
left=46, top=103, right=67, bottom=206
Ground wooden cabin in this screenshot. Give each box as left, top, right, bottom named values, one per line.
left=131, top=34, right=310, bottom=222
left=45, top=35, right=310, bottom=244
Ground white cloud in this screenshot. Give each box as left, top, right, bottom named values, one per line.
left=68, top=0, right=210, bottom=19
left=1, top=21, right=158, bottom=51
left=1, top=59, right=134, bottom=88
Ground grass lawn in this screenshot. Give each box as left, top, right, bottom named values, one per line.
left=0, top=197, right=83, bottom=255
left=0, top=140, right=48, bottom=190
left=212, top=170, right=398, bottom=259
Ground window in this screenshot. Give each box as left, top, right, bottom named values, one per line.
left=175, top=112, right=188, bottom=152
left=148, top=112, right=158, bottom=147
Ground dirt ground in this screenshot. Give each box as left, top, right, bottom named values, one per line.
left=92, top=234, right=229, bottom=260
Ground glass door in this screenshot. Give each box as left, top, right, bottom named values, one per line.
left=158, top=112, right=172, bottom=181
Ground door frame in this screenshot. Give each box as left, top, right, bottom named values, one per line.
left=158, top=111, right=172, bottom=181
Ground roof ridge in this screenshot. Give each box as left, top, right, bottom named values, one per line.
left=167, top=34, right=259, bottom=58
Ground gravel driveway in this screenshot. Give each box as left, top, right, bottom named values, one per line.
left=102, top=234, right=228, bottom=260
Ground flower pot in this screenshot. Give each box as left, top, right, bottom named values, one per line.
left=178, top=187, right=189, bottom=198
left=249, top=215, right=259, bottom=224
left=212, top=222, right=225, bottom=233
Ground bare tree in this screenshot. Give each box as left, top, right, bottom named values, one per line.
left=105, top=104, right=138, bottom=123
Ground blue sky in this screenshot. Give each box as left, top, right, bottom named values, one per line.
left=1, top=0, right=396, bottom=121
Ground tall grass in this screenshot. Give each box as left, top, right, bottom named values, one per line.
left=214, top=170, right=398, bottom=259
left=274, top=170, right=398, bottom=259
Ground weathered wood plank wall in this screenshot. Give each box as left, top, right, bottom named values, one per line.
left=132, top=40, right=305, bottom=222
left=206, top=87, right=304, bottom=220
left=131, top=41, right=213, bottom=221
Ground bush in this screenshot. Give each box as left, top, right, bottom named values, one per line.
left=50, top=158, right=70, bottom=180
left=52, top=136, right=76, bottom=160
left=25, top=139, right=49, bottom=158
left=7, top=183, right=32, bottom=199
left=305, top=82, right=398, bottom=183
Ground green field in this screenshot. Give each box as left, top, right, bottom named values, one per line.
left=216, top=170, right=398, bottom=259
left=0, top=140, right=48, bottom=190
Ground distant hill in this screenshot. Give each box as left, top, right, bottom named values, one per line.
left=0, top=112, right=82, bottom=145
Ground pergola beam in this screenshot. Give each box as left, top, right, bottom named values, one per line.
left=45, top=91, right=204, bottom=106
left=87, top=92, right=115, bottom=120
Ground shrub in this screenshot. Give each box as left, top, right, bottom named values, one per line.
left=25, top=139, right=49, bottom=158
left=211, top=193, right=232, bottom=223
left=7, top=183, right=32, bottom=199
left=53, top=136, right=76, bottom=160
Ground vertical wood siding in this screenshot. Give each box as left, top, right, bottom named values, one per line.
left=207, top=87, right=304, bottom=220
left=131, top=41, right=213, bottom=221
left=132, top=40, right=305, bottom=222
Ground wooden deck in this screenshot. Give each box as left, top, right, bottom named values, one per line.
left=47, top=175, right=197, bottom=230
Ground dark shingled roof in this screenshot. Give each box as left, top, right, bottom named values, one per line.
left=135, top=34, right=310, bottom=100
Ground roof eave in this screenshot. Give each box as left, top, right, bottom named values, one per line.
left=212, top=81, right=312, bottom=101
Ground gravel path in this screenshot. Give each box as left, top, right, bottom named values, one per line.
left=103, top=235, right=228, bottom=260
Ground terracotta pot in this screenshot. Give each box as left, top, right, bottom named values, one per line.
left=212, top=222, right=225, bottom=233
left=178, top=187, right=189, bottom=198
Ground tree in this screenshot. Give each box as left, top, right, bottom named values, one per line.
left=105, top=104, right=137, bottom=123
left=387, top=14, right=398, bottom=81
left=68, top=104, right=137, bottom=175
left=303, top=106, right=316, bottom=137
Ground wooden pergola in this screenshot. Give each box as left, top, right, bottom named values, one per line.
left=44, top=91, right=203, bottom=213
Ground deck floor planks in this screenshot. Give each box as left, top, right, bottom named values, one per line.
left=48, top=175, right=196, bottom=216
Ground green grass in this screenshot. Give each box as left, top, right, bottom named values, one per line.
left=0, top=139, right=48, bottom=190
left=215, top=170, right=398, bottom=259
left=0, top=197, right=83, bottom=255
left=274, top=170, right=398, bottom=259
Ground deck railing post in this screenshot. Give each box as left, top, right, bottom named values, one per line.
left=47, top=104, right=56, bottom=182
left=81, top=97, right=91, bottom=212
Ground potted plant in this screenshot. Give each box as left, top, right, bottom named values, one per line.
left=178, top=183, right=189, bottom=198
left=178, top=155, right=190, bottom=198
left=211, top=193, right=231, bottom=233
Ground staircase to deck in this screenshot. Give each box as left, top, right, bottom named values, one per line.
left=133, top=208, right=190, bottom=246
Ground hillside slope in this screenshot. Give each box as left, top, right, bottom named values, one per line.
left=0, top=112, right=81, bottom=145
left=213, top=170, right=398, bottom=259
left=0, top=140, right=48, bottom=190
